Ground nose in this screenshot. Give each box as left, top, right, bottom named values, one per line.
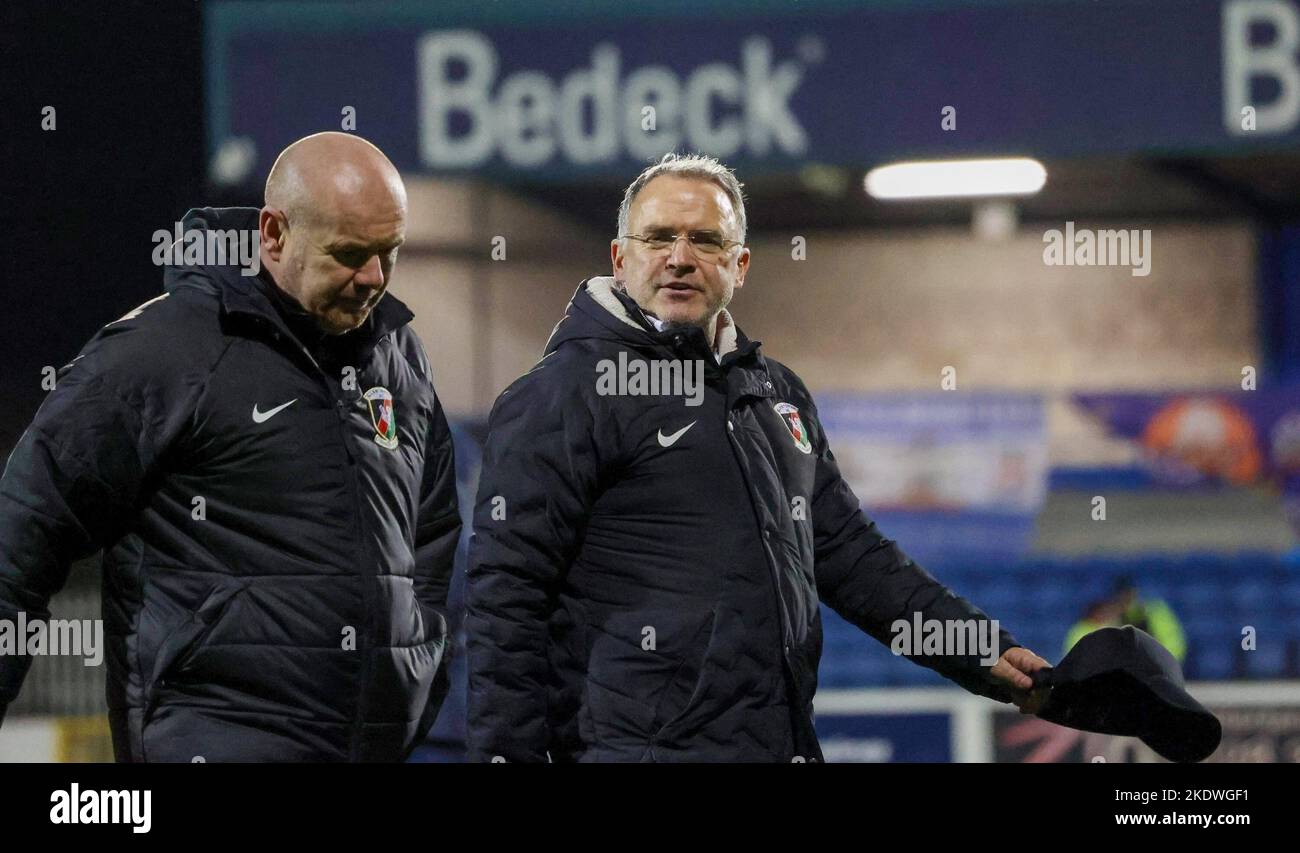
left=354, top=253, right=385, bottom=288
left=666, top=235, right=697, bottom=270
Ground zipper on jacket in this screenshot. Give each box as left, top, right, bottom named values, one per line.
left=341, top=411, right=371, bottom=761
left=729, top=401, right=820, bottom=759
left=680, top=327, right=815, bottom=757
left=264, top=319, right=373, bottom=759
left=721, top=409, right=798, bottom=676
left=724, top=402, right=820, bottom=759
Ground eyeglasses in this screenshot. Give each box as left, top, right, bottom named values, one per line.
left=621, top=230, right=744, bottom=258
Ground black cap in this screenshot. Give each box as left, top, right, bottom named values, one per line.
left=1032, top=626, right=1221, bottom=763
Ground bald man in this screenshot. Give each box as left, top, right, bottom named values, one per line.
left=0, top=133, right=461, bottom=762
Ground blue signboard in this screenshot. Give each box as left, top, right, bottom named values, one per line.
left=814, top=711, right=953, bottom=762
left=207, top=0, right=1300, bottom=183
left=813, top=392, right=1047, bottom=564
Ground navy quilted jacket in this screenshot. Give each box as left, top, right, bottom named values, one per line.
left=466, top=278, right=1019, bottom=762
left=0, top=207, right=460, bottom=761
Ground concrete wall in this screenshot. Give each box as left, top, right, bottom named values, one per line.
left=388, top=180, right=605, bottom=415
left=736, top=223, right=1256, bottom=393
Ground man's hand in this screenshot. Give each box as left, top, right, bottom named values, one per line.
left=991, top=646, right=1052, bottom=714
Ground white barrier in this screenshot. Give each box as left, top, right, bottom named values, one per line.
left=814, top=682, right=1300, bottom=762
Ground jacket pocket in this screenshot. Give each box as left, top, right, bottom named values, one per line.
left=404, top=624, right=450, bottom=756
left=582, top=606, right=717, bottom=753
left=413, top=601, right=450, bottom=726
left=143, top=579, right=248, bottom=722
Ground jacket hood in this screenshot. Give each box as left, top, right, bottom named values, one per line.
left=160, top=206, right=413, bottom=343
left=161, top=206, right=264, bottom=296
left=545, top=277, right=744, bottom=360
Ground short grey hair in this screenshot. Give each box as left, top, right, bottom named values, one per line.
left=616, top=153, right=747, bottom=243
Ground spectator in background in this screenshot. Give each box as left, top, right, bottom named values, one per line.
left=1063, top=578, right=1186, bottom=663
left=1113, top=576, right=1186, bottom=662
left=1063, top=598, right=1124, bottom=658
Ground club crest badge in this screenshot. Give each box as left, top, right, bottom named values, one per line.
left=364, top=386, right=399, bottom=450
left=774, top=402, right=812, bottom=454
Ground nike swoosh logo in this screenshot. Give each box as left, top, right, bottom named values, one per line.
left=252, top=399, right=298, bottom=423
left=657, top=421, right=696, bottom=448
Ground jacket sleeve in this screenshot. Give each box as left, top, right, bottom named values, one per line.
left=0, top=300, right=199, bottom=723
left=805, top=398, right=1021, bottom=703
left=465, top=358, right=606, bottom=762
left=396, top=330, right=462, bottom=746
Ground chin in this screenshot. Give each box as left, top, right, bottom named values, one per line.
left=657, top=305, right=708, bottom=329
left=652, top=296, right=693, bottom=317
left=323, top=314, right=364, bottom=335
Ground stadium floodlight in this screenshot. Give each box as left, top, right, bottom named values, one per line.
left=864, top=157, right=1047, bottom=200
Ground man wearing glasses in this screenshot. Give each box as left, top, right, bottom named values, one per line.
left=466, top=153, right=1049, bottom=762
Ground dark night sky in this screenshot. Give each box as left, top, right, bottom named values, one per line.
left=4, top=2, right=207, bottom=451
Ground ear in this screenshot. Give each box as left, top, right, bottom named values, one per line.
left=610, top=238, right=625, bottom=280
left=733, top=246, right=751, bottom=290
left=259, top=207, right=288, bottom=261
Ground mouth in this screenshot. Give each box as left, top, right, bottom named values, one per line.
left=658, top=281, right=700, bottom=294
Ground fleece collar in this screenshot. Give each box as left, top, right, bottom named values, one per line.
left=585, top=276, right=740, bottom=358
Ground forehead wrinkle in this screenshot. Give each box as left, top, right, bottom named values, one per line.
left=632, top=180, right=738, bottom=237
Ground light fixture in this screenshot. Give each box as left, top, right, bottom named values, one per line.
left=865, top=157, right=1047, bottom=200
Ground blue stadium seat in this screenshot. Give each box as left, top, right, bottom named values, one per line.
left=1017, top=629, right=1062, bottom=659
left=819, top=653, right=893, bottom=688
left=988, top=608, right=1034, bottom=638
left=1183, top=615, right=1238, bottom=680
left=1242, top=643, right=1288, bottom=679
left=1278, top=581, right=1300, bottom=615
left=1172, top=582, right=1222, bottom=616
left=1072, top=577, right=1115, bottom=607
left=809, top=553, right=1294, bottom=689
left=972, top=582, right=1022, bottom=615
left=1189, top=645, right=1237, bottom=680
left=1185, top=614, right=1234, bottom=641
left=1025, top=583, right=1072, bottom=619
left=1229, top=582, right=1272, bottom=618
left=895, top=661, right=944, bottom=686
left=1240, top=616, right=1287, bottom=645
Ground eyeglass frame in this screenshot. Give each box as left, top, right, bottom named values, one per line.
left=618, top=230, right=745, bottom=257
